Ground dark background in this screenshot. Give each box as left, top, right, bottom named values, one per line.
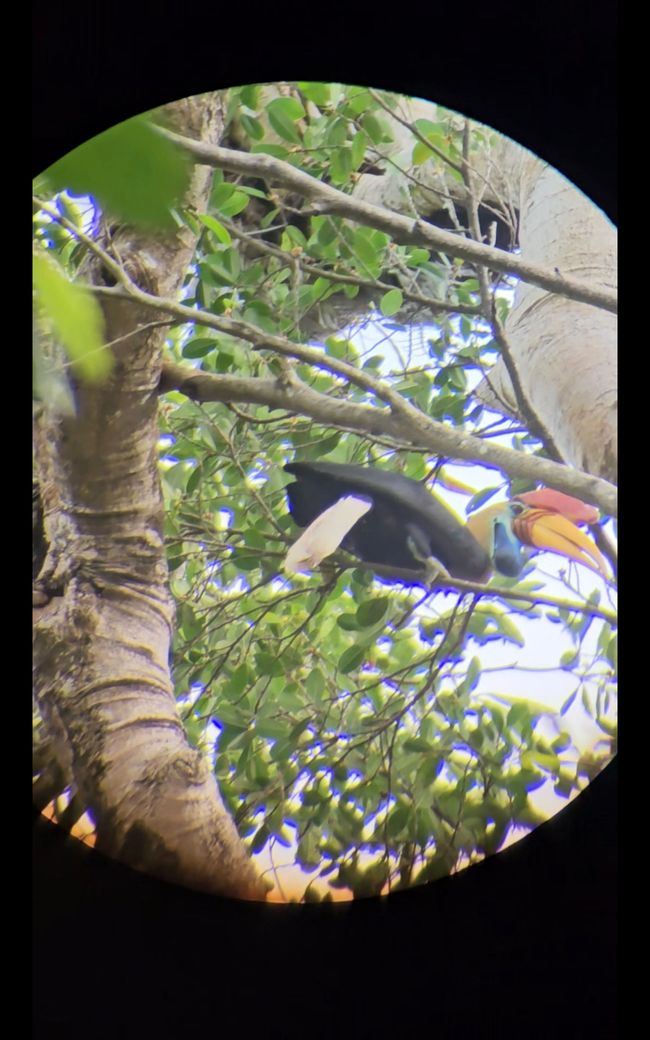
left=33, top=2, right=617, bottom=1036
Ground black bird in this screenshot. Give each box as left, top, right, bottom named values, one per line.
left=283, top=461, right=492, bottom=582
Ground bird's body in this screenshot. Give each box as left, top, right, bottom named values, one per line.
left=283, top=461, right=608, bottom=585
left=284, top=462, right=491, bottom=581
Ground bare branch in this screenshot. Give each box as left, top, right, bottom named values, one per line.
left=334, top=558, right=617, bottom=625
left=159, top=358, right=617, bottom=517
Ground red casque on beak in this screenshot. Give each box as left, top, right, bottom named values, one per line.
left=513, top=488, right=607, bottom=576
left=515, top=489, right=600, bottom=526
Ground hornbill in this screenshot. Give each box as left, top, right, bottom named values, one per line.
left=282, top=462, right=607, bottom=583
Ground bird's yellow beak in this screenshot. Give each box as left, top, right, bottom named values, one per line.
left=513, top=508, right=608, bottom=577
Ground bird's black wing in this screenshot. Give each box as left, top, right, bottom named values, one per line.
left=283, top=461, right=490, bottom=581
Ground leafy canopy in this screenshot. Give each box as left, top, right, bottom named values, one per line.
left=35, top=83, right=617, bottom=900
left=159, top=84, right=616, bottom=899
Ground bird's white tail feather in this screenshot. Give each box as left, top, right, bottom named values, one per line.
left=284, top=495, right=372, bottom=573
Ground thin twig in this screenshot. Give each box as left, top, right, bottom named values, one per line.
left=221, top=215, right=481, bottom=316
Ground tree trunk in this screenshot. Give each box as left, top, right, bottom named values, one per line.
left=33, top=92, right=268, bottom=900
left=475, top=163, right=617, bottom=482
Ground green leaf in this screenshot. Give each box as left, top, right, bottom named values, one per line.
left=379, top=288, right=403, bottom=317
left=232, top=555, right=260, bottom=572
left=215, top=705, right=248, bottom=727
left=256, top=652, right=286, bottom=677
left=305, top=668, right=326, bottom=700
left=496, top=614, right=525, bottom=647
left=266, top=97, right=305, bottom=143
left=186, top=465, right=203, bottom=495
left=344, top=88, right=374, bottom=116
left=254, top=718, right=288, bottom=740
left=386, top=804, right=410, bottom=837
left=298, top=82, right=331, bottom=107
left=217, top=191, right=250, bottom=218
left=554, top=769, right=576, bottom=799
left=528, top=749, right=560, bottom=773
left=182, top=337, right=216, bottom=359
left=350, top=131, right=368, bottom=170
left=595, top=716, right=617, bottom=738
left=559, top=649, right=579, bottom=669
left=33, top=251, right=111, bottom=383
left=251, top=824, right=270, bottom=853
left=325, top=337, right=353, bottom=360
left=239, top=114, right=264, bottom=141
left=216, top=723, right=248, bottom=751
left=361, top=113, right=389, bottom=145
left=507, top=702, right=532, bottom=733
left=296, top=831, right=321, bottom=870
left=356, top=597, right=390, bottom=628
left=466, top=656, right=481, bottom=691
left=463, top=484, right=499, bottom=513
left=337, top=613, right=360, bottom=631
left=326, top=117, right=348, bottom=147
left=351, top=229, right=379, bottom=269
left=407, top=248, right=430, bottom=266
left=338, top=644, right=366, bottom=674
left=413, top=118, right=445, bottom=139
left=402, top=737, right=435, bottom=753
left=211, top=182, right=235, bottom=208
left=43, top=116, right=189, bottom=229
left=197, top=213, right=232, bottom=245
left=330, top=147, right=353, bottom=184
left=412, top=140, right=435, bottom=165
left=239, top=85, right=260, bottom=109
left=551, top=732, right=572, bottom=753
left=284, top=224, right=308, bottom=250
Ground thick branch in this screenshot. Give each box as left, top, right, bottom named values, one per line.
left=160, top=359, right=618, bottom=517
left=158, top=128, right=617, bottom=315
left=38, top=203, right=618, bottom=516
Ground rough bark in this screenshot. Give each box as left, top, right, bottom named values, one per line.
left=33, top=93, right=267, bottom=900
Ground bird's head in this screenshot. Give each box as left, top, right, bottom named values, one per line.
left=466, top=488, right=607, bottom=578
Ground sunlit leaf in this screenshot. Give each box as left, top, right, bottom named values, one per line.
left=33, top=250, right=111, bottom=383
left=379, top=288, right=403, bottom=317
left=197, top=213, right=232, bottom=246
left=43, top=116, right=190, bottom=228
